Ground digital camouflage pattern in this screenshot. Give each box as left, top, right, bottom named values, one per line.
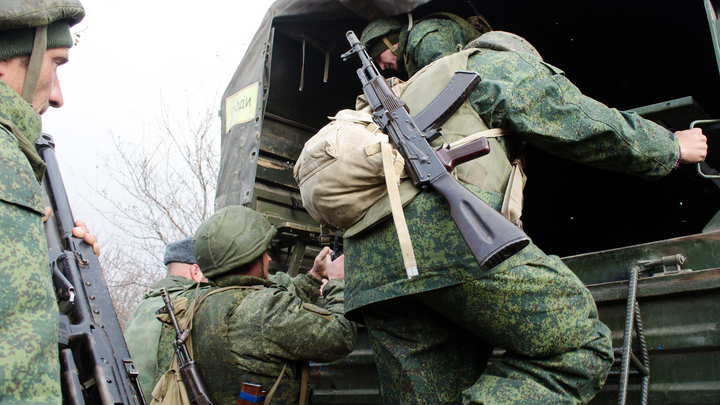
left=123, top=275, right=209, bottom=401
left=344, top=43, right=681, bottom=404
left=463, top=49, right=679, bottom=178
left=156, top=272, right=357, bottom=405
left=0, top=81, right=60, bottom=404
left=397, top=13, right=482, bottom=77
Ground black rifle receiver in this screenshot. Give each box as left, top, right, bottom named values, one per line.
left=36, top=133, right=146, bottom=405
left=156, top=287, right=217, bottom=405
left=341, top=31, right=529, bottom=271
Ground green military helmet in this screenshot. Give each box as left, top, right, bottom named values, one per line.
left=0, top=0, right=85, bottom=103
left=360, top=17, right=405, bottom=58
left=193, top=205, right=277, bottom=279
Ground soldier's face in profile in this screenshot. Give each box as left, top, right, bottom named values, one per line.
left=374, top=45, right=398, bottom=71
left=0, top=47, right=69, bottom=115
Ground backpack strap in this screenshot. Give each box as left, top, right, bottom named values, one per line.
left=263, top=363, right=287, bottom=405
left=186, top=284, right=264, bottom=334
left=298, top=361, right=310, bottom=405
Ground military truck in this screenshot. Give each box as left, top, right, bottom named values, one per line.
left=215, top=0, right=720, bottom=403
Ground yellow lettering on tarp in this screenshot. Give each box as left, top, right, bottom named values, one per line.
left=225, top=82, right=259, bottom=132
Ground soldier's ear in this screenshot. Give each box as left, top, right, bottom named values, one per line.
left=191, top=264, right=204, bottom=282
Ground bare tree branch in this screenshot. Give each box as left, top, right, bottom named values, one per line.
left=87, top=97, right=219, bottom=329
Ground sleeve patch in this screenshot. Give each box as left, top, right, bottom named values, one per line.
left=302, top=303, right=333, bottom=321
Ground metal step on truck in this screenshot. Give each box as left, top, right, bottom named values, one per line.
left=215, top=0, right=720, bottom=403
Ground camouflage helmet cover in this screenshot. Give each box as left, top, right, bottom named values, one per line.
left=0, top=0, right=85, bottom=31
left=0, top=0, right=85, bottom=103
left=360, top=17, right=404, bottom=58
left=193, top=205, right=277, bottom=279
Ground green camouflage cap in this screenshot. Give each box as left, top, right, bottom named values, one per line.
left=0, top=0, right=85, bottom=31
left=360, top=18, right=405, bottom=58
left=193, top=205, right=277, bottom=279
left=0, top=0, right=85, bottom=103
left=0, top=0, right=85, bottom=60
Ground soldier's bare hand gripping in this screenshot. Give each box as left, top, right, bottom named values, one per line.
left=41, top=209, right=101, bottom=256
left=71, top=220, right=100, bottom=256
left=675, top=128, right=708, bottom=163
left=309, top=246, right=345, bottom=281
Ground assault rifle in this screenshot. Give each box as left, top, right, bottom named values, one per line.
left=341, top=31, right=529, bottom=272
left=156, top=287, right=217, bottom=405
left=36, top=133, right=145, bottom=405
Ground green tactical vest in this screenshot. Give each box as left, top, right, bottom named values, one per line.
left=345, top=48, right=520, bottom=238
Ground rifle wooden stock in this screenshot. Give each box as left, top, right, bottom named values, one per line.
left=430, top=171, right=528, bottom=270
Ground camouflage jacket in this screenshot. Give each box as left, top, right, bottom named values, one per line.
left=158, top=272, right=356, bottom=405
left=344, top=47, right=680, bottom=321
left=0, top=80, right=60, bottom=404
left=123, top=275, right=208, bottom=401
left=398, top=13, right=480, bottom=77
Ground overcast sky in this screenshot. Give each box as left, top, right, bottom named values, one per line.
left=41, top=0, right=277, bottom=237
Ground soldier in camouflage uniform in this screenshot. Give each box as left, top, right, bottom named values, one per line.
left=360, top=12, right=490, bottom=77
left=124, top=236, right=207, bottom=401
left=0, top=1, right=85, bottom=404
left=153, top=206, right=357, bottom=404
left=342, top=20, right=709, bottom=405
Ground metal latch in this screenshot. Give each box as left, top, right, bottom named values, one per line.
left=638, top=254, right=691, bottom=277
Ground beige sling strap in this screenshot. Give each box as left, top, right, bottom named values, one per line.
left=448, top=128, right=509, bottom=148
left=501, top=158, right=525, bottom=227
left=381, top=139, right=418, bottom=278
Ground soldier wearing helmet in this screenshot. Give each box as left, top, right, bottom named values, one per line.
left=342, top=9, right=709, bottom=405
left=360, top=12, right=490, bottom=77
left=0, top=1, right=88, bottom=403
left=151, top=206, right=357, bottom=405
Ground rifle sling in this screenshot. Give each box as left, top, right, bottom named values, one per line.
left=381, top=139, right=418, bottom=278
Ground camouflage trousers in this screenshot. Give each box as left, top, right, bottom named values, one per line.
left=360, top=253, right=613, bottom=405
left=0, top=201, right=60, bottom=404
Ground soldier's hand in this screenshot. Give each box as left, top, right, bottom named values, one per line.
left=326, top=254, right=344, bottom=280
left=42, top=206, right=52, bottom=222
left=309, top=246, right=332, bottom=281
left=675, top=128, right=708, bottom=163
left=71, top=220, right=100, bottom=256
